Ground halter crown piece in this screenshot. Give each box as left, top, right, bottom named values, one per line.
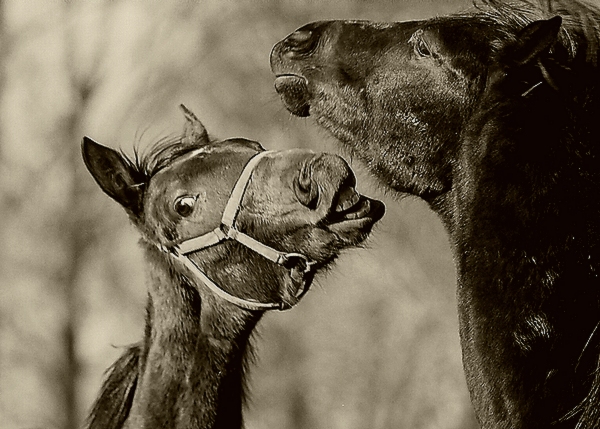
left=158, top=150, right=317, bottom=311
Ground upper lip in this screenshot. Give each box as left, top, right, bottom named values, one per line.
left=275, top=72, right=305, bottom=79
left=274, top=73, right=309, bottom=91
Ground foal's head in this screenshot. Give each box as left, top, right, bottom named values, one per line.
left=82, top=106, right=385, bottom=315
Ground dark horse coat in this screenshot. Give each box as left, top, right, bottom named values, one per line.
left=271, top=0, right=600, bottom=428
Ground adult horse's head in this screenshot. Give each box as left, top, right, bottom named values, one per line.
left=83, top=105, right=384, bottom=311
left=270, top=0, right=584, bottom=208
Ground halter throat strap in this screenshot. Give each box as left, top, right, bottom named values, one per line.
left=160, top=150, right=317, bottom=312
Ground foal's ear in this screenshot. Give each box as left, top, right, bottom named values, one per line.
left=180, top=104, right=209, bottom=146
left=81, top=137, right=145, bottom=218
left=504, top=16, right=562, bottom=66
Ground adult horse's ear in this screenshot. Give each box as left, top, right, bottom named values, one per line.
left=180, top=104, right=209, bottom=146
left=81, top=136, right=145, bottom=218
left=506, top=16, right=562, bottom=66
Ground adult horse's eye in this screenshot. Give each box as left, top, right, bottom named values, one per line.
left=409, top=30, right=432, bottom=58
left=414, top=38, right=431, bottom=57
left=174, top=195, right=197, bottom=217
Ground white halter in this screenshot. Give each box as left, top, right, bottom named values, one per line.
left=159, top=150, right=317, bottom=311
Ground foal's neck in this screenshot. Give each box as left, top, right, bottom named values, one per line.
left=126, top=252, right=261, bottom=429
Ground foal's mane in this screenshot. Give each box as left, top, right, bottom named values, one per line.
left=86, top=345, right=141, bottom=429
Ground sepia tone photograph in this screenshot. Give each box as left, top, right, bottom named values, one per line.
left=2, top=0, right=600, bottom=428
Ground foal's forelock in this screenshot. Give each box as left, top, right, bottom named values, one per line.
left=128, top=134, right=208, bottom=183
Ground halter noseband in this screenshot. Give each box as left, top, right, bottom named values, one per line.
left=159, top=150, right=317, bottom=311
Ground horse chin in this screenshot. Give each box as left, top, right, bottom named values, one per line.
left=326, top=196, right=385, bottom=245
left=274, top=74, right=311, bottom=117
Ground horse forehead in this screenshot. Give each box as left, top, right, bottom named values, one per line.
left=150, top=148, right=253, bottom=190
left=152, top=147, right=314, bottom=189
left=330, top=17, right=443, bottom=36
left=168, top=144, right=250, bottom=169
left=326, top=17, right=490, bottom=52
left=252, top=148, right=315, bottom=174
left=326, top=20, right=421, bottom=50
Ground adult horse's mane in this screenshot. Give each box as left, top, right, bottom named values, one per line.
left=471, top=0, right=600, bottom=66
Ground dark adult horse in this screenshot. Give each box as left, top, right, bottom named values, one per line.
left=271, top=0, right=600, bottom=428
left=82, top=106, right=384, bottom=428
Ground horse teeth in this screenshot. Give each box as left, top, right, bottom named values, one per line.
left=349, top=192, right=360, bottom=208
left=336, top=187, right=360, bottom=212
left=345, top=199, right=369, bottom=220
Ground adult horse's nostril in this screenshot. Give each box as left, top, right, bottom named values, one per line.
left=288, top=30, right=313, bottom=46
left=295, top=161, right=319, bottom=209
left=284, top=29, right=317, bottom=55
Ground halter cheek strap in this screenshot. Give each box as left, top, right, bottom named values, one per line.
left=160, top=150, right=317, bottom=312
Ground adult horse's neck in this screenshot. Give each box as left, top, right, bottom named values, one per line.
left=124, top=248, right=261, bottom=429
left=441, top=85, right=600, bottom=427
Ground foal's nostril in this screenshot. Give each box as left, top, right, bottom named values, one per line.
left=284, top=29, right=317, bottom=54
left=295, top=163, right=319, bottom=209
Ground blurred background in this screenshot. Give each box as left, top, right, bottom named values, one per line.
left=0, top=0, right=479, bottom=428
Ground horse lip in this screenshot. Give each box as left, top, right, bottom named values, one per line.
left=275, top=73, right=307, bottom=82
left=274, top=74, right=311, bottom=117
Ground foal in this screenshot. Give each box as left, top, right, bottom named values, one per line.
left=82, top=105, right=384, bottom=429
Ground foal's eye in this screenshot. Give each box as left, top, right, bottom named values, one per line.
left=174, top=195, right=197, bottom=217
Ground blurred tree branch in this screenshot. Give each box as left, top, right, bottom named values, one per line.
left=51, top=3, right=112, bottom=428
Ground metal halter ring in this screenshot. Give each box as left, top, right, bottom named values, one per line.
left=278, top=253, right=317, bottom=299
